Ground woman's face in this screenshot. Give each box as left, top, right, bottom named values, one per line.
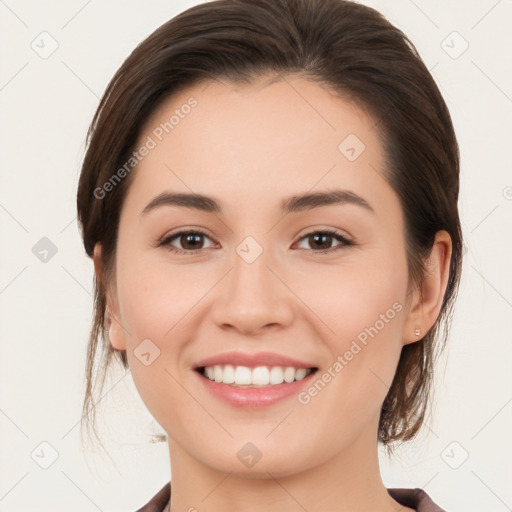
left=101, top=75, right=420, bottom=476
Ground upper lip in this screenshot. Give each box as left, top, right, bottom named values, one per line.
left=193, top=351, right=318, bottom=370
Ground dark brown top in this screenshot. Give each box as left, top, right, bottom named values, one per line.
left=134, top=481, right=447, bottom=511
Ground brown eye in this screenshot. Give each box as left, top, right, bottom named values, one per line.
left=296, top=230, right=353, bottom=254
left=176, top=233, right=205, bottom=250
left=159, top=229, right=215, bottom=254
left=158, top=228, right=353, bottom=256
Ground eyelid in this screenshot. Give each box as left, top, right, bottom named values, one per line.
left=292, top=228, right=354, bottom=254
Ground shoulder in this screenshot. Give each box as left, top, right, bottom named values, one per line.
left=388, top=487, right=447, bottom=512
left=133, top=481, right=171, bottom=512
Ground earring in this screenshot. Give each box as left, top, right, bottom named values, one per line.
left=414, top=327, right=421, bottom=336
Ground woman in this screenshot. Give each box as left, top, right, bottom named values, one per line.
left=77, top=0, right=462, bottom=510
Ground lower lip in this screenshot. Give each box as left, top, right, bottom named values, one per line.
left=195, top=370, right=317, bottom=408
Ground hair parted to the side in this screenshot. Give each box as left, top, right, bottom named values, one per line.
left=76, top=0, right=462, bottom=455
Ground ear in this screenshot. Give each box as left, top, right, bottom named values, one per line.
left=93, top=243, right=126, bottom=351
left=402, top=230, right=452, bottom=345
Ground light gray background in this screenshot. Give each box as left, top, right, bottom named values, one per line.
left=1, top=1, right=511, bottom=511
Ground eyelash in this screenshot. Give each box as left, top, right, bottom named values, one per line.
left=157, top=228, right=354, bottom=255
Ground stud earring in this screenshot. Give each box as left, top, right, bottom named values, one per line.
left=414, top=328, right=421, bottom=336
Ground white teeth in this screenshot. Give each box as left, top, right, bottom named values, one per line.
left=214, top=365, right=223, bottom=383
left=295, top=368, right=307, bottom=380
left=222, top=364, right=235, bottom=384
left=205, top=366, right=215, bottom=380
left=234, top=365, right=252, bottom=385
left=252, top=366, right=270, bottom=386
left=202, top=364, right=314, bottom=386
left=269, top=366, right=284, bottom=385
left=283, top=366, right=296, bottom=383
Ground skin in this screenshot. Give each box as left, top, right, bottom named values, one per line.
left=94, top=75, right=452, bottom=512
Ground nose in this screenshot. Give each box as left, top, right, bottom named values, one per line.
left=210, top=244, right=295, bottom=335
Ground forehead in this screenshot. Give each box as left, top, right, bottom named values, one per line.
left=127, top=75, right=395, bottom=217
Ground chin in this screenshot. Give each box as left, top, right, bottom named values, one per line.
left=202, top=446, right=310, bottom=479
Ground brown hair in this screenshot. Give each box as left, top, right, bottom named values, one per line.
left=77, top=0, right=462, bottom=454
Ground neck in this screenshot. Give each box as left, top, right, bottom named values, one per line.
left=166, top=422, right=411, bottom=512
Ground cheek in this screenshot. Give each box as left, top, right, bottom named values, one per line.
left=292, top=251, right=407, bottom=341
left=294, top=253, right=407, bottom=405
left=116, top=248, right=210, bottom=340
left=114, top=251, right=215, bottom=417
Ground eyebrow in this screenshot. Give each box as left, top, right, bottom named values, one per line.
left=140, top=189, right=375, bottom=216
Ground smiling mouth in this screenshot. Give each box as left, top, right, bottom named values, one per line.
left=196, top=365, right=319, bottom=387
